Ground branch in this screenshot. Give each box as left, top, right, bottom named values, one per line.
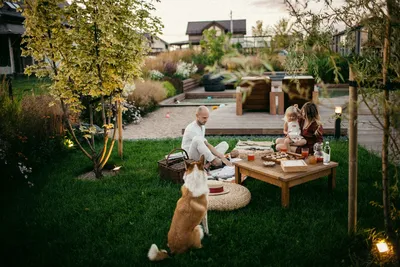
left=359, top=90, right=400, bottom=155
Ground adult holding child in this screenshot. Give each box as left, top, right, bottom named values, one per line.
left=182, top=106, right=232, bottom=167
left=276, top=102, right=323, bottom=154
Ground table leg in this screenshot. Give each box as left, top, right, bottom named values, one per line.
left=277, top=92, right=284, bottom=115
left=236, top=92, right=243, bottom=116
left=235, top=165, right=241, bottom=184
left=281, top=182, right=289, bottom=208
left=269, top=92, right=276, bottom=115
left=328, top=167, right=336, bottom=191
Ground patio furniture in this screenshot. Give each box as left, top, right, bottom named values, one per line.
left=236, top=76, right=271, bottom=115
left=234, top=158, right=338, bottom=207
left=202, top=74, right=225, bottom=92
left=282, top=75, right=315, bottom=109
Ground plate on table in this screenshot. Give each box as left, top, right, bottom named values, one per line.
left=263, top=161, right=276, bottom=167
left=261, top=152, right=304, bottom=164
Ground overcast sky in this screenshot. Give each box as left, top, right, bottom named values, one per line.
left=152, top=0, right=290, bottom=43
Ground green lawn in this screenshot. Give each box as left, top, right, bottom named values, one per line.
left=9, top=76, right=51, bottom=100
left=0, top=137, right=394, bottom=266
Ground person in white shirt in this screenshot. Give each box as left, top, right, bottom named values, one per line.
left=182, top=106, right=232, bottom=167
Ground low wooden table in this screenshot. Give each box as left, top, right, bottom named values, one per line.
left=234, top=159, right=338, bottom=207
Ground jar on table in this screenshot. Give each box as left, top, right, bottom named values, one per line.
left=313, top=142, right=324, bottom=163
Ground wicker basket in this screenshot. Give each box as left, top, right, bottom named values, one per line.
left=158, top=148, right=194, bottom=183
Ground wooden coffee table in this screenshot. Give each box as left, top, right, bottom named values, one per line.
left=234, top=159, right=338, bottom=207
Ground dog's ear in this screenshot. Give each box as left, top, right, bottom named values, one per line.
left=199, top=155, right=205, bottom=166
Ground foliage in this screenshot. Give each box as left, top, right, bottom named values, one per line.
left=143, top=49, right=197, bottom=76
left=22, top=0, right=162, bottom=178
left=1, top=138, right=399, bottom=266
left=0, top=79, right=65, bottom=186
left=306, top=53, right=349, bottom=83
left=162, top=81, right=176, bottom=98
left=120, top=101, right=142, bottom=125
left=149, top=70, right=164, bottom=81
left=200, top=29, right=234, bottom=65
left=174, top=60, right=198, bottom=80
left=285, top=0, right=400, bottom=263
left=127, top=80, right=166, bottom=112
left=272, top=18, right=294, bottom=50
left=252, top=20, right=271, bottom=37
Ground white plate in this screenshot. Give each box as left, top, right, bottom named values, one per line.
left=263, top=161, right=276, bottom=167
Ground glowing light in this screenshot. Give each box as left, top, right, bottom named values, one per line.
left=376, top=241, right=389, bottom=253
left=335, top=106, right=342, bottom=114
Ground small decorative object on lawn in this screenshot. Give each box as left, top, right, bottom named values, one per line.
left=212, top=106, right=218, bottom=110
left=207, top=183, right=251, bottom=211
left=376, top=241, right=389, bottom=253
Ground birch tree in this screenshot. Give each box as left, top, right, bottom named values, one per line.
left=22, top=0, right=162, bottom=178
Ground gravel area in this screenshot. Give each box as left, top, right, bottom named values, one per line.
left=123, top=106, right=200, bottom=139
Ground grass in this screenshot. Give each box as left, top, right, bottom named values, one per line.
left=9, top=76, right=51, bottom=100
left=0, top=137, right=397, bottom=267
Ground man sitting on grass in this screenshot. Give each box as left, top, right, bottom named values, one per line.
left=182, top=106, right=232, bottom=168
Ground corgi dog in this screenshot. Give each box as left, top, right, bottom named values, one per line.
left=148, top=155, right=209, bottom=261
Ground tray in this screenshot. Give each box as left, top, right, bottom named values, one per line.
left=261, top=151, right=304, bottom=165
left=281, top=160, right=308, bottom=172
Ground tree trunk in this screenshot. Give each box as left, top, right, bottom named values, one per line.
left=348, top=65, right=358, bottom=234
left=89, top=103, right=95, bottom=148
left=382, top=0, right=399, bottom=263
left=118, top=100, right=123, bottom=159
left=93, top=163, right=103, bottom=179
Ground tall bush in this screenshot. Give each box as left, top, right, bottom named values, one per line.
left=22, top=0, right=161, bottom=178
left=127, top=80, right=166, bottom=112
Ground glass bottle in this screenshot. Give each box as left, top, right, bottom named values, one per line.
left=323, top=141, right=331, bottom=165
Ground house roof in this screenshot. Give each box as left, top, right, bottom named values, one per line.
left=0, top=23, right=24, bottom=34
left=186, top=19, right=246, bottom=35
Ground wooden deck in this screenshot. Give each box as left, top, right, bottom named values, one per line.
left=180, top=86, right=349, bottom=136
left=184, top=99, right=347, bottom=136
left=160, top=85, right=386, bottom=154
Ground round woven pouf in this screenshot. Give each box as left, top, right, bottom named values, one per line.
left=208, top=183, right=251, bottom=211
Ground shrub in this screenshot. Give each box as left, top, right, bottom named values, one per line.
left=143, top=50, right=197, bottom=75
left=119, top=101, right=142, bottom=125
left=149, top=70, right=164, bottom=81
left=307, top=54, right=349, bottom=83
left=0, top=81, right=65, bottom=186
left=163, top=62, right=177, bottom=77
left=163, top=81, right=176, bottom=98
left=128, top=80, right=166, bottom=112
left=175, top=60, right=198, bottom=80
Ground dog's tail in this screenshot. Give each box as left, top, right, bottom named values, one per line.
left=147, top=244, right=170, bottom=261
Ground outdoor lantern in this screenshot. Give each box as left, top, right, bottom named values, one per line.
left=334, top=106, right=342, bottom=139
left=376, top=241, right=389, bottom=253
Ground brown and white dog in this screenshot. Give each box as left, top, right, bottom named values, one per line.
left=148, top=155, right=209, bottom=261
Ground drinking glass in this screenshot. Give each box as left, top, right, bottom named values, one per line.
left=308, top=155, right=317, bottom=164
left=301, top=147, right=309, bottom=158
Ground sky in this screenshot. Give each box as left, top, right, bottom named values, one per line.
left=151, top=0, right=290, bottom=43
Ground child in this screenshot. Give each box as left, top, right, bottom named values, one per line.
left=275, top=105, right=306, bottom=152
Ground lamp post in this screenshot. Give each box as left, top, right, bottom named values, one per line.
left=334, top=106, right=342, bottom=139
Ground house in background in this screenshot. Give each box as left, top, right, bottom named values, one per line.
left=170, top=19, right=246, bottom=50
left=144, top=33, right=169, bottom=55
left=0, top=1, right=33, bottom=75
left=187, top=19, right=246, bottom=45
